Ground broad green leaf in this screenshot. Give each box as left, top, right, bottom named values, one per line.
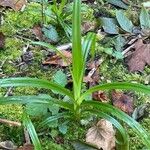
left=140, top=7, right=150, bottom=29
left=82, top=101, right=150, bottom=148
left=53, top=70, right=67, bottom=87
left=112, top=51, right=124, bottom=60
left=23, top=113, right=42, bottom=150
left=0, top=78, right=73, bottom=99
left=58, top=121, right=69, bottom=134
left=116, top=10, right=134, bottom=33
left=26, top=103, right=48, bottom=116
left=107, top=0, right=128, bottom=9
left=114, top=35, right=126, bottom=51
left=42, top=25, right=59, bottom=43
left=101, top=17, right=119, bottom=34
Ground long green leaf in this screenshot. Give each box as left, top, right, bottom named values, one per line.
left=82, top=101, right=150, bottom=148
left=23, top=113, right=42, bottom=150
left=80, top=82, right=150, bottom=104
left=72, top=0, right=83, bottom=100
left=0, top=78, right=73, bottom=99
left=40, top=112, right=69, bottom=127
left=0, top=95, right=73, bottom=110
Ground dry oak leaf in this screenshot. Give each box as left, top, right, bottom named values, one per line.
left=43, top=50, right=72, bottom=67
left=111, top=90, right=134, bottom=115
left=86, top=119, right=115, bottom=150
left=0, top=0, right=26, bottom=11
left=128, top=39, right=150, bottom=72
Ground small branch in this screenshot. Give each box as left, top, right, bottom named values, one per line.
left=0, top=118, right=21, bottom=127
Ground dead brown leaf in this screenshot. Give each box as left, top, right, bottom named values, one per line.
left=32, top=25, right=43, bottom=40
left=0, top=0, right=26, bottom=11
left=86, top=119, right=115, bottom=150
left=111, top=90, right=134, bottom=115
left=43, top=50, right=72, bottom=67
left=0, top=32, right=5, bottom=49
left=128, top=39, right=150, bottom=72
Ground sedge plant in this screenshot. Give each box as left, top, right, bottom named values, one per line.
left=0, top=0, right=150, bottom=149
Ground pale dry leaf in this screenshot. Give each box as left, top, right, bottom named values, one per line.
left=0, top=0, right=26, bottom=11
left=43, top=50, right=72, bottom=67
left=86, top=119, right=115, bottom=150
left=128, top=39, right=150, bottom=72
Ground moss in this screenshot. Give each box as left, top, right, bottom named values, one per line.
left=1, top=3, right=42, bottom=36
left=1, top=37, right=23, bottom=60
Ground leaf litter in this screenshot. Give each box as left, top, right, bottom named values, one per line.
left=86, top=119, right=115, bottom=150
left=127, top=38, right=150, bottom=72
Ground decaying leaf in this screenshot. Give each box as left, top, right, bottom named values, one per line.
left=84, top=60, right=108, bottom=102
left=82, top=21, right=96, bottom=33
left=43, top=50, right=72, bottom=66
left=111, top=90, right=134, bottom=115
left=0, top=0, right=27, bottom=11
left=86, top=119, right=115, bottom=150
left=132, top=104, right=149, bottom=121
left=32, top=25, right=43, bottom=40
left=128, top=39, right=150, bottom=72
left=0, top=141, right=17, bottom=150
left=0, top=32, right=5, bottom=49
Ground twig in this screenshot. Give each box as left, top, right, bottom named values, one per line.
left=24, top=128, right=31, bottom=144
left=0, top=118, right=21, bottom=127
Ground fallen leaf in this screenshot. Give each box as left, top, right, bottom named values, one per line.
left=0, top=0, right=27, bottom=11
left=32, top=25, right=43, bottom=40
left=0, top=32, right=5, bottom=49
left=43, top=50, right=72, bottom=66
left=17, top=144, right=34, bottom=150
left=86, top=119, right=115, bottom=150
left=111, top=90, right=134, bottom=115
left=0, top=141, right=17, bottom=150
left=128, top=39, right=150, bottom=72
left=132, top=104, right=148, bottom=121
left=82, top=21, right=96, bottom=33
left=84, top=60, right=108, bottom=102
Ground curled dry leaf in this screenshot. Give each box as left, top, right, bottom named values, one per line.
left=128, top=39, right=150, bottom=72
left=0, top=0, right=27, bottom=11
left=43, top=50, right=72, bottom=67
left=86, top=119, right=115, bottom=150
left=0, top=32, right=5, bottom=49
left=111, top=90, right=134, bottom=115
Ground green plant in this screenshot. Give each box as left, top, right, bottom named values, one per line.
left=0, top=0, right=150, bottom=150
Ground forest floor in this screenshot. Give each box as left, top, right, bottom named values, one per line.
left=0, top=0, right=150, bottom=150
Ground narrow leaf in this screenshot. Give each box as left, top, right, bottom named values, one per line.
left=23, top=113, right=42, bottom=150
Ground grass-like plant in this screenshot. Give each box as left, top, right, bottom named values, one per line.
left=0, top=0, right=150, bottom=149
